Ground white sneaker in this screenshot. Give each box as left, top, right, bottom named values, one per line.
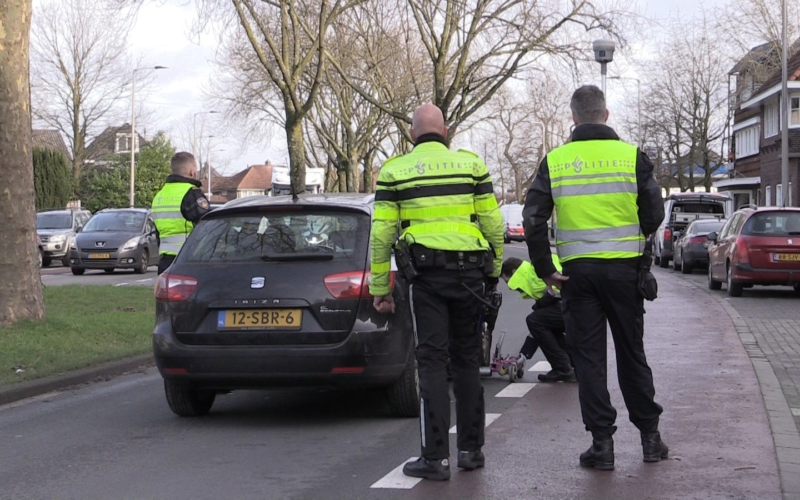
left=516, top=354, right=526, bottom=372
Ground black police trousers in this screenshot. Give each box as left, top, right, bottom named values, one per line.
left=409, top=266, right=486, bottom=460
left=560, top=260, right=663, bottom=435
left=525, top=300, right=572, bottom=373
left=157, top=254, right=175, bottom=275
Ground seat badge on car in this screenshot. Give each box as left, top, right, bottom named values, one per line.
left=251, top=277, right=265, bottom=289
left=95, top=241, right=105, bottom=247
left=789, top=239, right=793, bottom=245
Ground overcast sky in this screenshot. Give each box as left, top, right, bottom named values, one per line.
left=126, top=0, right=722, bottom=174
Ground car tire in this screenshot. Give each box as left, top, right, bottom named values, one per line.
left=659, top=255, right=670, bottom=268
left=504, top=234, right=510, bottom=244
left=727, top=264, right=743, bottom=297
left=681, top=260, right=693, bottom=274
left=135, top=249, right=148, bottom=274
left=672, top=254, right=681, bottom=271
left=71, top=267, right=85, bottom=276
left=61, top=254, right=70, bottom=267
left=164, top=381, right=216, bottom=417
left=104, top=269, right=115, bottom=274
left=42, top=257, right=52, bottom=268
left=387, top=343, right=419, bottom=418
left=708, top=265, right=722, bottom=290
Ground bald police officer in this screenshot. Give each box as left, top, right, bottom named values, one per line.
left=151, top=152, right=210, bottom=274
left=370, top=104, right=504, bottom=481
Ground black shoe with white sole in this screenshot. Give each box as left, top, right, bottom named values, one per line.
left=402, top=457, right=451, bottom=481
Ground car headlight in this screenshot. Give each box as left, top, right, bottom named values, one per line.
left=69, top=240, right=77, bottom=249
left=122, top=237, right=140, bottom=251
left=50, top=234, right=66, bottom=243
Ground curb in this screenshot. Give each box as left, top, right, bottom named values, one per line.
left=674, top=271, right=800, bottom=499
left=0, top=353, right=155, bottom=407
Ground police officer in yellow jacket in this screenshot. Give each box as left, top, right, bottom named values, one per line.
left=500, top=256, right=575, bottom=383
left=370, top=104, right=504, bottom=481
left=523, top=86, right=667, bottom=470
left=151, top=152, right=210, bottom=274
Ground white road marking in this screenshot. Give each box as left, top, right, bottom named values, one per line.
left=792, top=408, right=800, bottom=417
left=114, top=283, right=129, bottom=287
left=370, top=457, right=422, bottom=489
left=134, top=279, right=152, bottom=282
left=449, top=413, right=501, bottom=434
left=528, top=361, right=551, bottom=372
left=495, top=383, right=537, bottom=398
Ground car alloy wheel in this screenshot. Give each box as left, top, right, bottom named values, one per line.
left=707, top=264, right=721, bottom=290
left=727, top=264, right=743, bottom=297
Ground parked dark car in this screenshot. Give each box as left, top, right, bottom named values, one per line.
left=36, top=208, right=91, bottom=267
left=654, top=192, right=730, bottom=268
left=152, top=194, right=418, bottom=418
left=68, top=208, right=160, bottom=275
left=672, top=218, right=727, bottom=274
left=707, top=207, right=800, bottom=297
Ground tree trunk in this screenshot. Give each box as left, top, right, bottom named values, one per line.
left=346, top=154, right=358, bottom=193
left=0, top=0, right=46, bottom=326
left=285, top=116, right=306, bottom=194
left=362, top=149, right=375, bottom=193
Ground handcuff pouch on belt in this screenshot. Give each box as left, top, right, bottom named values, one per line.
left=638, top=237, right=658, bottom=301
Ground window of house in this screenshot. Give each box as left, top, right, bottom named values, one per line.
left=764, top=101, right=779, bottom=137
left=734, top=125, right=760, bottom=159
left=765, top=185, right=772, bottom=206
left=777, top=184, right=783, bottom=207
left=791, top=95, right=800, bottom=126
left=114, top=133, right=139, bottom=154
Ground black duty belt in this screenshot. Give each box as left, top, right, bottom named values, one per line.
left=410, top=245, right=488, bottom=271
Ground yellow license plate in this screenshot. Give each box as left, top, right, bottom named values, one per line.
left=774, top=253, right=800, bottom=261
left=88, top=253, right=110, bottom=259
left=218, top=309, right=302, bottom=329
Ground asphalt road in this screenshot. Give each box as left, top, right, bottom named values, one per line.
left=3, top=242, right=547, bottom=499
left=40, top=262, right=159, bottom=288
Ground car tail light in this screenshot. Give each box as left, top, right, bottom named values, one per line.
left=733, top=237, right=750, bottom=265
left=324, top=271, right=395, bottom=299
left=155, top=273, right=198, bottom=302
left=664, top=228, right=672, bottom=241
left=689, top=236, right=706, bottom=245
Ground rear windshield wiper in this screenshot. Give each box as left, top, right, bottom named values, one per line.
left=260, top=252, right=334, bottom=261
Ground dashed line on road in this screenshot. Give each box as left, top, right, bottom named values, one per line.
left=370, top=457, right=422, bottom=489
left=528, top=361, right=551, bottom=372
left=114, top=283, right=129, bottom=287
left=495, top=383, right=537, bottom=398
left=449, top=413, right=502, bottom=434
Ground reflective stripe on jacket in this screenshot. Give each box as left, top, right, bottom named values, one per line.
left=547, top=140, right=644, bottom=262
left=151, top=182, right=194, bottom=256
left=369, top=141, right=505, bottom=296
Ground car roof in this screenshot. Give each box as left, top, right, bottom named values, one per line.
left=38, top=208, right=89, bottom=214
left=738, top=206, right=800, bottom=217
left=209, top=193, right=376, bottom=217
left=94, top=208, right=150, bottom=214
left=667, top=192, right=730, bottom=201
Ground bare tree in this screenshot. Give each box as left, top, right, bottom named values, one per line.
left=332, top=0, right=632, bottom=143
left=30, top=0, right=138, bottom=180
left=643, top=14, right=729, bottom=193
left=197, top=0, right=364, bottom=194
left=0, top=0, right=46, bottom=326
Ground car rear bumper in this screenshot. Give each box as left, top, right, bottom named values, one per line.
left=682, top=248, right=709, bottom=266
left=70, top=248, right=143, bottom=269
left=732, top=264, right=800, bottom=285
left=153, top=322, right=410, bottom=390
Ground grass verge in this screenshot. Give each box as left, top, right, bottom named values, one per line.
left=0, top=285, right=154, bottom=386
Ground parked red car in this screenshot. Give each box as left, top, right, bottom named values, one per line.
left=707, top=207, right=800, bottom=297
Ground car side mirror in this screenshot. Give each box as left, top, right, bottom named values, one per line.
left=707, top=232, right=717, bottom=242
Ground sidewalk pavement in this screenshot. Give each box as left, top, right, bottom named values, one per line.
left=430, top=266, right=793, bottom=499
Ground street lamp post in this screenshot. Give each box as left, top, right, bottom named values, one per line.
left=780, top=0, right=789, bottom=206
left=609, top=76, right=642, bottom=146
left=130, top=65, right=167, bottom=207
left=207, top=148, right=225, bottom=198
left=592, top=39, right=615, bottom=95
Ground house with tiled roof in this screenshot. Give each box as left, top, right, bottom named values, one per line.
left=721, top=40, right=800, bottom=209
left=84, top=124, right=149, bottom=167
left=201, top=162, right=275, bottom=203
left=32, top=129, right=71, bottom=160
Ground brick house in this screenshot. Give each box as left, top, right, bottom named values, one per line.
left=723, top=42, right=800, bottom=209
left=84, top=124, right=149, bottom=167
left=201, top=163, right=274, bottom=203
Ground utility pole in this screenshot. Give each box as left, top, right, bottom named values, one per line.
left=780, top=0, right=790, bottom=206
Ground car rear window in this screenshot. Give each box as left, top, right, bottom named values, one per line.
left=692, top=220, right=726, bottom=234
left=742, top=212, right=800, bottom=236
left=673, top=202, right=725, bottom=214
left=181, top=211, right=370, bottom=262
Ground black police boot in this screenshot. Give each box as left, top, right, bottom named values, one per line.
left=537, top=368, right=577, bottom=383
left=402, top=457, right=451, bottom=481
left=579, top=433, right=614, bottom=471
left=457, top=450, right=485, bottom=470
left=642, top=431, right=669, bottom=462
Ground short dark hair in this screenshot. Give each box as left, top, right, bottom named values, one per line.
left=171, top=152, right=196, bottom=175
left=570, top=85, right=606, bottom=124
left=501, top=257, right=523, bottom=278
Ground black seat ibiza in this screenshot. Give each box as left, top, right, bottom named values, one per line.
left=153, top=194, right=418, bottom=417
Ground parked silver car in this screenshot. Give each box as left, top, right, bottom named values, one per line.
left=36, top=208, right=92, bottom=267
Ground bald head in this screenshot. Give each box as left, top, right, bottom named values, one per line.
left=410, top=104, right=447, bottom=143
